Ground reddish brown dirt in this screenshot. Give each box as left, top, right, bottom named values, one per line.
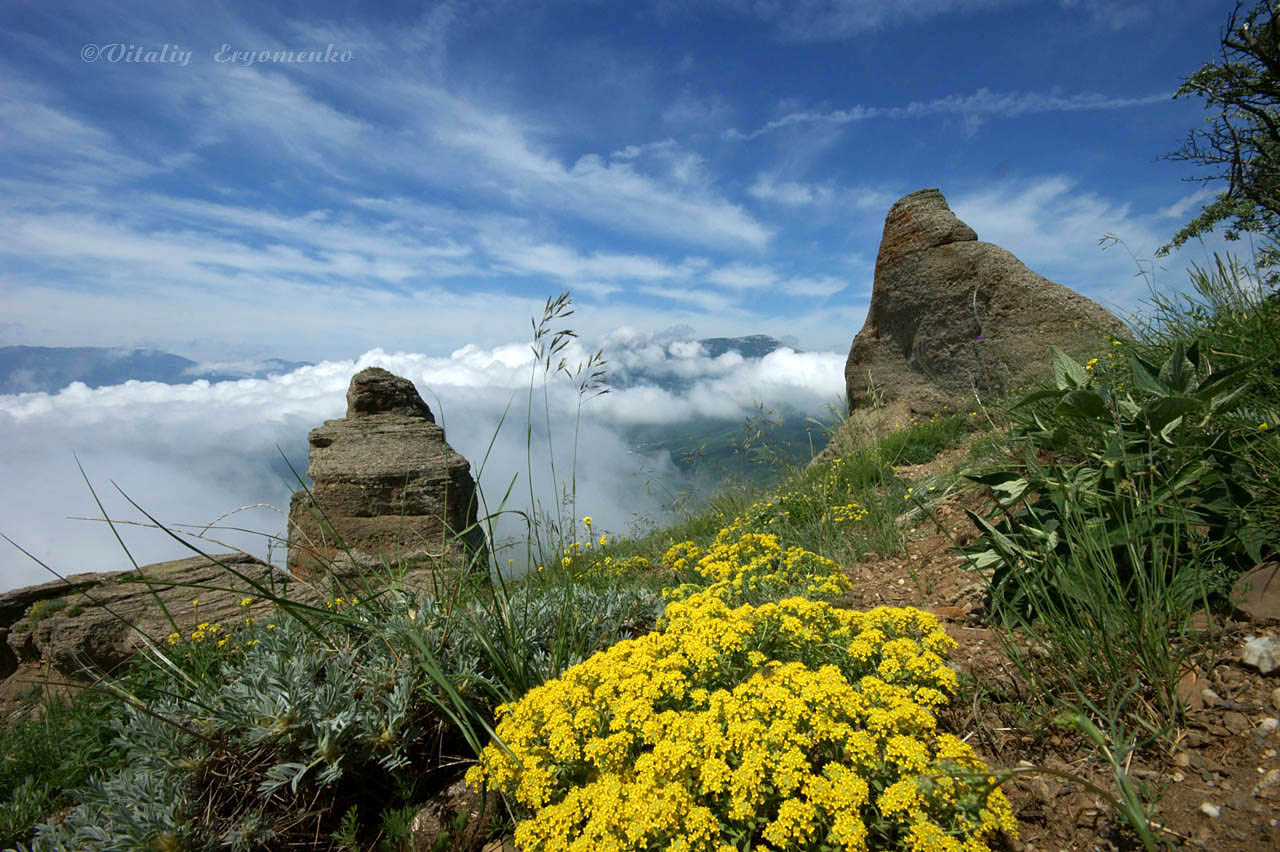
left=838, top=452, right=1280, bottom=852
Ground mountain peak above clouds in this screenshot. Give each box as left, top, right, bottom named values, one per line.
left=0, top=346, right=313, bottom=395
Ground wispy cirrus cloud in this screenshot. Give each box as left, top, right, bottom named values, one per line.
left=711, top=0, right=1021, bottom=41
left=726, top=88, right=1172, bottom=141
left=748, top=174, right=895, bottom=212
left=707, top=262, right=777, bottom=290
left=716, top=0, right=1159, bottom=41
left=1058, top=0, right=1153, bottom=30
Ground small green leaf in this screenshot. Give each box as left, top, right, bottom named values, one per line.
left=1054, top=390, right=1108, bottom=419
left=1144, top=396, right=1198, bottom=434
left=1158, top=341, right=1198, bottom=394
left=1115, top=395, right=1142, bottom=419
left=1159, top=415, right=1185, bottom=443
left=964, top=471, right=1031, bottom=503
left=1194, top=358, right=1259, bottom=403
left=1011, top=388, right=1067, bottom=409
left=1126, top=354, right=1167, bottom=397
left=963, top=509, right=1034, bottom=560
left=1186, top=338, right=1201, bottom=369
left=962, top=547, right=1005, bottom=570
left=1050, top=346, right=1090, bottom=390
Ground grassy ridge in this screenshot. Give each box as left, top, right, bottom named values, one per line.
left=2, top=256, right=1277, bottom=851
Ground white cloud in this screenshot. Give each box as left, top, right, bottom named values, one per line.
left=0, top=76, right=169, bottom=186
left=748, top=173, right=896, bottom=212
left=947, top=177, right=1227, bottom=316
left=198, top=66, right=373, bottom=171
left=707, top=263, right=778, bottom=290
left=630, top=282, right=734, bottom=312
left=600, top=345, right=844, bottom=425
left=662, top=86, right=734, bottom=130
left=482, top=237, right=705, bottom=286
left=610, top=139, right=681, bottom=161
left=749, top=174, right=834, bottom=206
left=780, top=275, right=848, bottom=298
left=1156, top=187, right=1217, bottom=222
left=0, top=335, right=846, bottom=593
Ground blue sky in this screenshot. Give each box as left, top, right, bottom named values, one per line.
left=0, top=0, right=1250, bottom=591
left=0, top=0, right=1236, bottom=363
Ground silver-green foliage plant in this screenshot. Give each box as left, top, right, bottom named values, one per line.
left=16, top=577, right=663, bottom=852
left=17, top=705, right=193, bottom=852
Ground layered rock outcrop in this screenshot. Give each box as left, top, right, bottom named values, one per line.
left=1, top=553, right=294, bottom=678
left=845, top=188, right=1127, bottom=415
left=287, top=368, right=487, bottom=583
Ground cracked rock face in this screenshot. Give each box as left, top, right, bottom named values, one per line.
left=286, top=367, right=487, bottom=584
left=1, top=553, right=296, bottom=677
left=845, top=188, right=1127, bottom=415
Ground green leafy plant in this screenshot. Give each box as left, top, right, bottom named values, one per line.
left=377, top=803, right=417, bottom=851
left=958, top=253, right=1280, bottom=726
left=966, top=340, right=1266, bottom=614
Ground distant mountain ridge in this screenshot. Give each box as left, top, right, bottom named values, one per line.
left=0, top=336, right=796, bottom=396
left=697, top=334, right=795, bottom=359
left=0, top=346, right=312, bottom=395
left=607, top=334, right=800, bottom=393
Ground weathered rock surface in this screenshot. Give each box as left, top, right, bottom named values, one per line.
left=287, top=367, right=488, bottom=584
left=845, top=188, right=1127, bottom=415
left=1, top=553, right=298, bottom=677
left=1232, top=559, right=1280, bottom=623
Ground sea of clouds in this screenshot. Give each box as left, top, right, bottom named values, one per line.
left=0, top=330, right=844, bottom=593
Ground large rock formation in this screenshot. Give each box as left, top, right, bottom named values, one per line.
left=1, top=553, right=295, bottom=678
left=287, top=368, right=487, bottom=583
left=846, top=188, right=1127, bottom=415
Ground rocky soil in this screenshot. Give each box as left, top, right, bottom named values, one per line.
left=836, top=449, right=1280, bottom=852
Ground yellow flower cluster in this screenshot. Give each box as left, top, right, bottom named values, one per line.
left=591, top=554, right=652, bottom=578
left=555, top=524, right=650, bottom=579
left=558, top=521, right=632, bottom=573
left=699, top=454, right=884, bottom=539
left=825, top=502, right=870, bottom=524
left=164, top=596, right=279, bottom=649
left=663, top=530, right=850, bottom=605
left=468, top=592, right=1014, bottom=851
